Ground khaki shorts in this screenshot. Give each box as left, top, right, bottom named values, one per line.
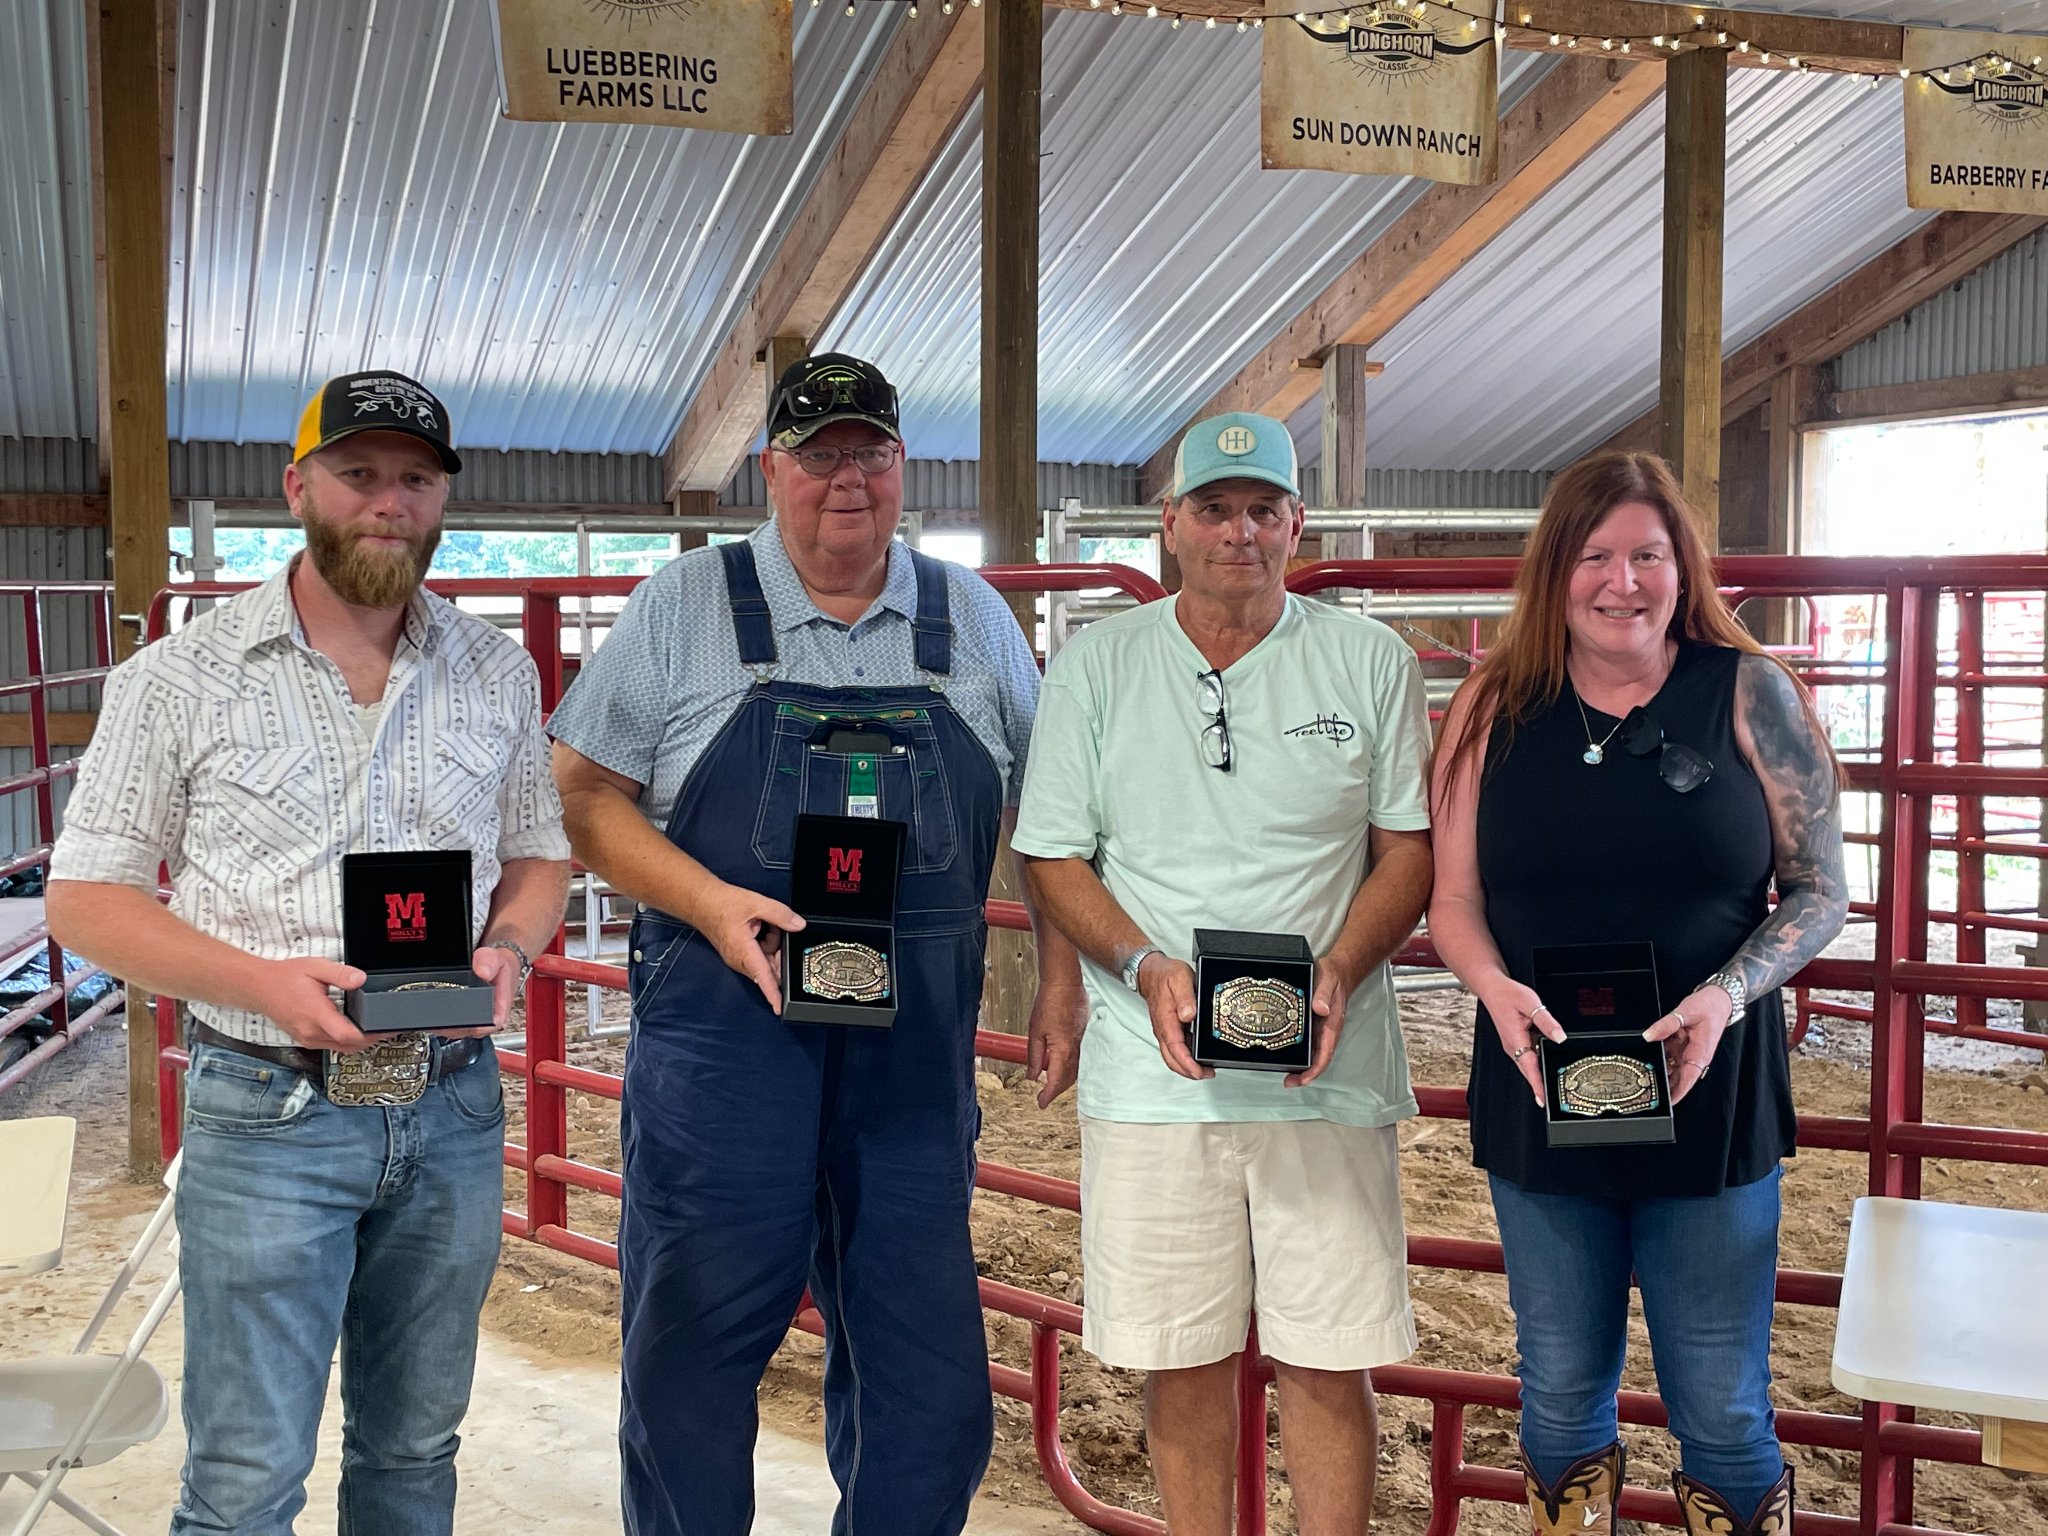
left=1078, top=1116, right=1417, bottom=1372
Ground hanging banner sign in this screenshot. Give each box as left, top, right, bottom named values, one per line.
left=1260, top=0, right=1498, bottom=185
left=490, top=0, right=792, bottom=136
left=1904, top=26, right=2048, bottom=214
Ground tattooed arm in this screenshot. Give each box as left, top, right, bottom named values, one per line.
left=1724, top=653, right=1851, bottom=995
left=1643, top=653, right=1847, bottom=1101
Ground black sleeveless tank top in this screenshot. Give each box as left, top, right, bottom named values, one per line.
left=1470, top=641, right=1796, bottom=1198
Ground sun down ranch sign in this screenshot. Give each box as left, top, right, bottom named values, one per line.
left=491, top=0, right=792, bottom=136
left=1261, top=0, right=1499, bottom=185
left=1905, top=26, right=2048, bottom=215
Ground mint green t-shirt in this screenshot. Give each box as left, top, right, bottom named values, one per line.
left=1012, top=593, right=1433, bottom=1128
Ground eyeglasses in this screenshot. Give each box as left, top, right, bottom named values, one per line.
left=774, top=442, right=902, bottom=479
left=1185, top=503, right=1291, bottom=528
left=1197, top=668, right=1233, bottom=772
left=771, top=366, right=899, bottom=427
left=1618, top=708, right=1713, bottom=793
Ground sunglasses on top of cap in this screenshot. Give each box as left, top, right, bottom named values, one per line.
left=772, top=364, right=899, bottom=429
left=1618, top=708, right=1713, bottom=794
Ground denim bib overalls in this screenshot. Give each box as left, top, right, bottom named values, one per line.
left=618, top=541, right=1001, bottom=1535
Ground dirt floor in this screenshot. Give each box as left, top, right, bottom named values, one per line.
left=14, top=970, right=2048, bottom=1535
left=487, top=977, right=2048, bottom=1536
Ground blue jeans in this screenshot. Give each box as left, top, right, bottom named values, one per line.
left=170, top=1039, right=506, bottom=1536
left=1489, top=1168, right=1785, bottom=1516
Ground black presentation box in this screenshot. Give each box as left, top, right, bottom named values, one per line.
left=340, top=850, right=494, bottom=1033
left=782, top=814, right=905, bottom=1028
left=1532, top=942, right=1675, bottom=1147
left=1191, top=929, right=1316, bottom=1073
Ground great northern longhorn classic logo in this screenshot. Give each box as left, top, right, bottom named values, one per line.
left=583, top=0, right=700, bottom=26
left=1930, top=56, right=2048, bottom=129
left=1295, top=10, right=1490, bottom=84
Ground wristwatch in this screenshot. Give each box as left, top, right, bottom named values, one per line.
left=1119, top=945, right=1163, bottom=993
left=1701, top=968, right=1747, bottom=1023
left=487, top=937, right=534, bottom=983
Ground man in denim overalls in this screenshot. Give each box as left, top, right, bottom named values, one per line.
left=549, top=353, right=1085, bottom=1535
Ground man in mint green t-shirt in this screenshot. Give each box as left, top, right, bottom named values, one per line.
left=1014, top=411, right=1433, bottom=1535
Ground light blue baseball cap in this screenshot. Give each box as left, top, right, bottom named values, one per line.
left=1165, top=411, right=1300, bottom=501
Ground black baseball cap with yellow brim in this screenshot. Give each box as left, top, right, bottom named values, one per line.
left=293, top=371, right=462, bottom=474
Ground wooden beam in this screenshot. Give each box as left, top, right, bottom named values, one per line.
left=92, top=0, right=174, bottom=1182
left=664, top=9, right=984, bottom=496
left=980, top=0, right=1041, bottom=1060
left=1139, top=57, right=1663, bottom=495
left=0, top=495, right=112, bottom=528
left=1319, top=345, right=1371, bottom=509
left=1813, top=364, right=2048, bottom=429
left=1765, top=366, right=1818, bottom=558
left=1042, top=0, right=1912, bottom=72
left=1608, top=212, right=2046, bottom=451
left=0, top=713, right=98, bottom=749
left=1659, top=45, right=1727, bottom=540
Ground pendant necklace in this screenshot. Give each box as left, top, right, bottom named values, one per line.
left=1573, top=690, right=1625, bottom=765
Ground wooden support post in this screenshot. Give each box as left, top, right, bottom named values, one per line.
left=1317, top=344, right=1373, bottom=562
left=764, top=334, right=811, bottom=421
left=1659, top=45, right=1727, bottom=546
left=980, top=0, right=1042, bottom=1053
left=92, top=0, right=175, bottom=1180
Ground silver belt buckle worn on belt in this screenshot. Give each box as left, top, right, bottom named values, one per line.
left=324, top=1032, right=433, bottom=1107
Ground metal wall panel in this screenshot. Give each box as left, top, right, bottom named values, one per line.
left=0, top=438, right=98, bottom=494
left=0, top=1, right=95, bottom=442
left=1297, top=466, right=1552, bottom=509
left=722, top=458, right=1144, bottom=511
left=165, top=0, right=902, bottom=455
left=1832, top=227, right=2048, bottom=391
left=164, top=440, right=666, bottom=504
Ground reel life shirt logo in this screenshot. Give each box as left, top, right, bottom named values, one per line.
left=826, top=848, right=864, bottom=895
left=1906, top=26, right=2048, bottom=214
left=385, top=890, right=429, bottom=943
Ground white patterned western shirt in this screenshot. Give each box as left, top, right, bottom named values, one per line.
left=49, top=561, right=570, bottom=1046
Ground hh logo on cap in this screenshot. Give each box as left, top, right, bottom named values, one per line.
left=1217, top=424, right=1258, bottom=456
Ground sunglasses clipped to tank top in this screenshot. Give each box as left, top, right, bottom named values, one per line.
left=1576, top=694, right=1713, bottom=794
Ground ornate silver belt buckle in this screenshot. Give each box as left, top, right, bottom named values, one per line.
left=1211, top=976, right=1309, bottom=1051
left=800, top=941, right=891, bottom=1003
left=324, top=1032, right=433, bottom=1107
left=1559, top=1054, right=1659, bottom=1117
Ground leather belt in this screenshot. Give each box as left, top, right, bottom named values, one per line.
left=188, top=1020, right=485, bottom=1088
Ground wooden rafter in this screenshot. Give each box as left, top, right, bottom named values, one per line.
left=1605, top=211, right=2047, bottom=451
left=1139, top=55, right=1663, bottom=495
left=663, top=8, right=985, bottom=497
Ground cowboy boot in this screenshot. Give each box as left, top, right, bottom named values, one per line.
left=1523, top=1441, right=1625, bottom=1535
left=1671, top=1464, right=1794, bottom=1535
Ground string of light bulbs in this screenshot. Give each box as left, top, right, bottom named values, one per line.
left=816, top=0, right=2048, bottom=88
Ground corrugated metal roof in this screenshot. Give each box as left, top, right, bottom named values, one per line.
left=6, top=0, right=2047, bottom=477
left=1833, top=227, right=2048, bottom=390
left=163, top=0, right=901, bottom=454
left=1303, top=66, right=1938, bottom=471
left=823, top=14, right=1555, bottom=464
left=0, top=1, right=96, bottom=442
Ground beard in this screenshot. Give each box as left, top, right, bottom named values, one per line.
left=300, top=490, right=440, bottom=609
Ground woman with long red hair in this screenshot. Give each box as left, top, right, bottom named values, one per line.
left=1428, top=451, right=1847, bottom=1536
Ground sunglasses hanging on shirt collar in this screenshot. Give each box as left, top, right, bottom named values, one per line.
left=1617, top=708, right=1713, bottom=794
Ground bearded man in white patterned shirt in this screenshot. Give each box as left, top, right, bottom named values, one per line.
left=47, top=371, right=570, bottom=1536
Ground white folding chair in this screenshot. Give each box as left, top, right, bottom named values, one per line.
left=0, top=1118, right=180, bottom=1536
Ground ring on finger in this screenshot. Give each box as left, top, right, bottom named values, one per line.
left=1682, top=1055, right=1709, bottom=1079
left=1510, top=1044, right=1533, bottom=1060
